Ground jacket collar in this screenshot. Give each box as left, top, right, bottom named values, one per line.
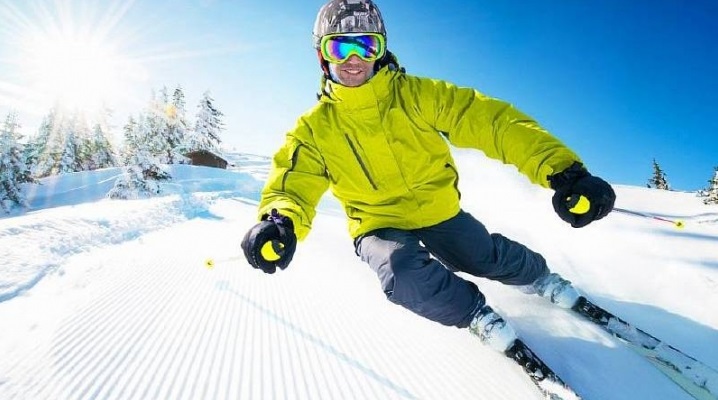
left=319, top=67, right=397, bottom=109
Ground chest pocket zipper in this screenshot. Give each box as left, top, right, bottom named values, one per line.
left=344, top=133, right=378, bottom=190
left=281, top=143, right=302, bottom=192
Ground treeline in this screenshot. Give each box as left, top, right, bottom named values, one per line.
left=0, top=85, right=225, bottom=212
left=648, top=159, right=717, bottom=204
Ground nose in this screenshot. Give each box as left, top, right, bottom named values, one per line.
left=344, top=54, right=363, bottom=65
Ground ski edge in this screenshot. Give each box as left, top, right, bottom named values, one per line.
left=572, top=296, right=718, bottom=400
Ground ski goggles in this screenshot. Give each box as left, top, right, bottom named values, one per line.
left=319, top=33, right=386, bottom=63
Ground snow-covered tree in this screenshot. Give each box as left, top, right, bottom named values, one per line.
left=108, top=114, right=171, bottom=199
left=187, top=90, right=224, bottom=152
left=119, top=116, right=139, bottom=166
left=0, top=112, right=36, bottom=212
left=31, top=109, right=96, bottom=176
left=32, top=108, right=61, bottom=178
left=647, top=159, right=670, bottom=190
left=71, top=113, right=96, bottom=171
left=57, top=116, right=83, bottom=174
left=144, top=89, right=171, bottom=162
left=164, top=85, right=189, bottom=161
left=87, top=122, right=116, bottom=170
left=107, top=158, right=170, bottom=200
left=25, top=110, right=57, bottom=172
left=135, top=86, right=185, bottom=164
left=698, top=167, right=718, bottom=205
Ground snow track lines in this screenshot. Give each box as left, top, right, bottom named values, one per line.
left=0, top=204, right=540, bottom=400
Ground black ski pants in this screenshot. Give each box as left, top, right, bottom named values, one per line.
left=354, top=210, right=549, bottom=328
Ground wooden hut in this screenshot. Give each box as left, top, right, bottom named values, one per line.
left=184, top=149, right=228, bottom=169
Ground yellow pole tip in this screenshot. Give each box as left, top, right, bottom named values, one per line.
left=205, top=258, right=215, bottom=268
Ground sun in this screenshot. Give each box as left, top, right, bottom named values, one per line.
left=1, top=1, right=240, bottom=122
left=21, top=29, right=126, bottom=112
left=0, top=1, right=148, bottom=116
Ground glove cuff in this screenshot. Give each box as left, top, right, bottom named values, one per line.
left=262, top=208, right=295, bottom=230
left=548, top=162, right=590, bottom=191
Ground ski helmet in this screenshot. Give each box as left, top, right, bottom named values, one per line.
left=312, top=0, right=387, bottom=49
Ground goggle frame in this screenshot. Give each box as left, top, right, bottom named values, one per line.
left=319, top=33, right=386, bottom=64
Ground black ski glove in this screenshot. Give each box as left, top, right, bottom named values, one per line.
left=548, top=162, right=616, bottom=228
left=241, top=209, right=297, bottom=274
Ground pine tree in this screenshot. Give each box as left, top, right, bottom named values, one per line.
left=144, top=88, right=171, bottom=163
left=57, top=117, right=82, bottom=174
left=22, top=142, right=38, bottom=176
left=31, top=109, right=91, bottom=176
left=108, top=114, right=171, bottom=199
left=698, top=167, right=718, bottom=205
left=0, top=112, right=36, bottom=213
left=24, top=125, right=49, bottom=178
left=647, top=159, right=670, bottom=190
left=71, top=112, right=95, bottom=172
left=187, top=90, right=224, bottom=152
left=165, top=85, right=189, bottom=161
left=32, top=108, right=61, bottom=178
left=88, top=122, right=116, bottom=170
left=119, top=116, right=139, bottom=166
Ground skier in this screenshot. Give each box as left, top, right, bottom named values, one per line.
left=241, top=0, right=616, bottom=352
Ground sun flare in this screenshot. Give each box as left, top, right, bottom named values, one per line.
left=1, top=1, right=236, bottom=121
left=0, top=1, right=148, bottom=116
left=22, top=31, right=125, bottom=112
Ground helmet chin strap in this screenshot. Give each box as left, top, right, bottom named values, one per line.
left=317, top=50, right=331, bottom=79
left=375, top=50, right=405, bottom=73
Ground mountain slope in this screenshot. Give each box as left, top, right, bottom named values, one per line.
left=0, top=150, right=716, bottom=399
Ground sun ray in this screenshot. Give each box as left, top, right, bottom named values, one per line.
left=0, top=0, right=151, bottom=119
left=96, top=0, right=138, bottom=38
left=0, top=2, right=35, bottom=37
left=0, top=0, right=247, bottom=127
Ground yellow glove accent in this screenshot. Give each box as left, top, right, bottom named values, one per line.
left=569, top=195, right=591, bottom=215
left=260, top=240, right=284, bottom=262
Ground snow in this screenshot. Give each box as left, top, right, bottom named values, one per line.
left=1, top=149, right=717, bottom=400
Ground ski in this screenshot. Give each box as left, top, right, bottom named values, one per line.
left=571, top=296, right=718, bottom=400
left=505, top=339, right=581, bottom=400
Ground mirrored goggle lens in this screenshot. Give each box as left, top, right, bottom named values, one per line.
left=321, top=34, right=385, bottom=63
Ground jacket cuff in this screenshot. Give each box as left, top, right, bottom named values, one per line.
left=547, top=162, right=590, bottom=190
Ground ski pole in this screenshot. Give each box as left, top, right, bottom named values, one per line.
left=613, top=207, right=685, bottom=229
left=204, top=256, right=243, bottom=268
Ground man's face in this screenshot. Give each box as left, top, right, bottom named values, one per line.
left=328, top=55, right=376, bottom=87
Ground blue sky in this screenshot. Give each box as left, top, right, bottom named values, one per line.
left=0, top=0, right=716, bottom=191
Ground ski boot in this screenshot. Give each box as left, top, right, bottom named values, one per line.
left=469, top=305, right=518, bottom=352
left=522, top=272, right=581, bottom=309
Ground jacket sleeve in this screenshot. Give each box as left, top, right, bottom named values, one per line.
left=413, top=76, right=581, bottom=188
left=258, top=118, right=329, bottom=241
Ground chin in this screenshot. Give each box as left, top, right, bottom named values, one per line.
left=341, top=72, right=373, bottom=87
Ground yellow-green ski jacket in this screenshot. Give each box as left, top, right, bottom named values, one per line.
left=258, top=67, right=581, bottom=241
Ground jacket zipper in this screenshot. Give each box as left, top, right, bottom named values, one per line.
left=344, top=133, right=378, bottom=190
left=445, top=163, right=461, bottom=199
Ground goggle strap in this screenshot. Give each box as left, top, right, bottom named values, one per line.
left=316, top=49, right=330, bottom=77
